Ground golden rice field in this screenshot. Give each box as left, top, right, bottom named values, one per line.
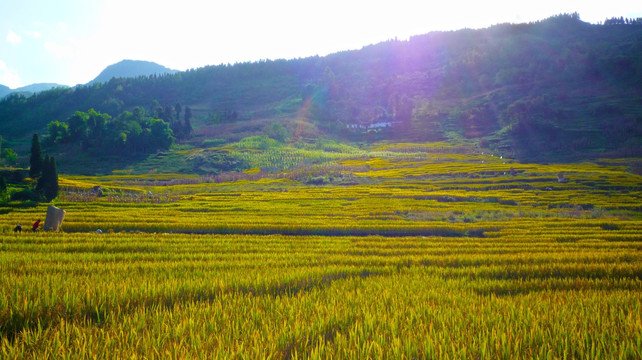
left=1, top=145, right=641, bottom=359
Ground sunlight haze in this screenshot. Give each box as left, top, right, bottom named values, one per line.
left=1, top=0, right=641, bottom=88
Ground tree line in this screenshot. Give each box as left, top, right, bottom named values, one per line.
left=151, top=102, right=193, bottom=139
left=45, top=105, right=191, bottom=156
left=603, top=17, right=642, bottom=26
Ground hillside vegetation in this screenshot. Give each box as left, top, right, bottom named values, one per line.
left=88, top=60, right=178, bottom=85
left=0, top=13, right=641, bottom=173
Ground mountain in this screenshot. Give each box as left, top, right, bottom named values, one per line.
left=89, top=60, right=178, bottom=84
left=0, top=83, right=69, bottom=99
left=13, top=83, right=69, bottom=93
left=0, top=84, right=10, bottom=99
left=0, top=13, right=641, bottom=169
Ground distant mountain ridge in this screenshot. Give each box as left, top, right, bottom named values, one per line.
left=89, top=60, right=178, bottom=84
left=0, top=60, right=175, bottom=98
left=0, top=84, right=9, bottom=99
left=0, top=83, right=69, bottom=99
left=14, top=83, right=69, bottom=93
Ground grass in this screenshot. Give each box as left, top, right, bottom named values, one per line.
left=0, top=143, right=640, bottom=358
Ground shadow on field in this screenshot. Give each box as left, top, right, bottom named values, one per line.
left=1, top=269, right=384, bottom=344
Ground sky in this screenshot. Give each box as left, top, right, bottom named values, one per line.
left=1, top=0, right=641, bottom=88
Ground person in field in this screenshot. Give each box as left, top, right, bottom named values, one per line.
left=32, top=219, right=41, bottom=232
left=13, top=224, right=22, bottom=232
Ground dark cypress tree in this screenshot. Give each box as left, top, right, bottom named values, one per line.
left=0, top=175, right=6, bottom=194
left=163, top=105, right=174, bottom=122
left=184, top=106, right=193, bottom=135
left=36, top=156, right=59, bottom=201
left=44, top=157, right=59, bottom=201
left=175, top=103, right=182, bottom=121
left=29, top=134, right=43, bottom=178
left=36, top=155, right=50, bottom=195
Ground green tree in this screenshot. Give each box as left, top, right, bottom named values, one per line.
left=0, top=175, right=7, bottom=202
left=87, top=109, right=111, bottom=150
left=163, top=105, right=174, bottom=122
left=44, top=157, right=59, bottom=201
left=87, top=109, right=109, bottom=139
left=132, top=106, right=145, bottom=122
left=46, top=120, right=70, bottom=144
left=36, top=156, right=59, bottom=202
left=175, top=103, right=182, bottom=121
left=0, top=135, right=17, bottom=165
left=29, top=134, right=43, bottom=178
left=2, top=148, right=17, bottom=165
left=36, top=155, right=50, bottom=195
left=267, top=122, right=290, bottom=142
left=184, top=106, right=193, bottom=135
left=148, top=118, right=175, bottom=150
left=67, top=111, right=89, bottom=142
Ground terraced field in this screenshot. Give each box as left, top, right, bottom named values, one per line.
left=1, top=144, right=640, bottom=358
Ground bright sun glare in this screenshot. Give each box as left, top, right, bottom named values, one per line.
left=0, top=0, right=640, bottom=86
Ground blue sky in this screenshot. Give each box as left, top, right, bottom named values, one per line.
left=1, top=0, right=641, bottom=88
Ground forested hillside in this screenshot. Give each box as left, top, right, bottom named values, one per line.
left=89, top=60, right=178, bottom=85
left=0, top=13, right=640, bottom=169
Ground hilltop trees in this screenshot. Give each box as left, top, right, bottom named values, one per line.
left=603, top=16, right=642, bottom=26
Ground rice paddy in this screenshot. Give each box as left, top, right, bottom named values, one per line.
left=1, top=144, right=640, bottom=358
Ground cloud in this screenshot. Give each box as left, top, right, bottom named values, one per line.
left=7, top=30, right=22, bottom=45
left=0, top=60, right=21, bottom=88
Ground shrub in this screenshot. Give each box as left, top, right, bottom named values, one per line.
left=10, top=189, right=42, bottom=202
left=306, top=176, right=329, bottom=185
left=599, top=223, right=619, bottom=230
